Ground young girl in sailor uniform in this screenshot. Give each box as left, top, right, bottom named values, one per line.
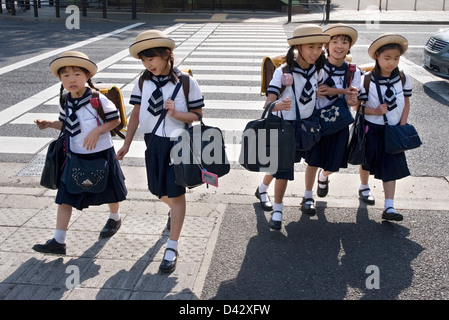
left=304, top=24, right=360, bottom=207
left=256, top=24, right=329, bottom=230
left=358, top=34, right=413, bottom=221
left=33, top=51, right=127, bottom=255
left=117, top=30, right=204, bottom=272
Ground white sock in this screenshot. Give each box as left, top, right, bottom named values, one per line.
left=109, top=211, right=120, bottom=221
left=258, top=182, right=270, bottom=202
left=318, top=171, right=328, bottom=189
left=272, top=202, right=283, bottom=221
left=54, top=229, right=66, bottom=244
left=384, top=199, right=395, bottom=213
left=360, top=184, right=371, bottom=197
left=164, top=239, right=178, bottom=261
left=304, top=190, right=314, bottom=203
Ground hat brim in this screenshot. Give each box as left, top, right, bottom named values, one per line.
left=324, top=26, right=358, bottom=47
left=287, top=34, right=330, bottom=46
left=129, top=38, right=176, bottom=59
left=368, top=34, right=408, bottom=59
left=49, top=56, right=97, bottom=78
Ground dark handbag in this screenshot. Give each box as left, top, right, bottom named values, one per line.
left=317, top=97, right=354, bottom=136
left=291, top=80, right=321, bottom=151
left=172, top=113, right=230, bottom=188
left=40, top=129, right=66, bottom=190
left=347, top=103, right=366, bottom=165
left=372, top=76, right=422, bottom=154
left=62, top=153, right=109, bottom=194
left=239, top=101, right=296, bottom=172
left=383, top=114, right=422, bottom=154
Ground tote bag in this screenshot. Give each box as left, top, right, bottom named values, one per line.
left=239, top=102, right=296, bottom=172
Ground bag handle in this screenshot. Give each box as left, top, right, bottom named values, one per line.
left=371, top=75, right=390, bottom=125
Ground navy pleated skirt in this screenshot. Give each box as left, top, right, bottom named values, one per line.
left=362, top=121, right=410, bottom=182
left=305, top=126, right=349, bottom=172
left=56, top=147, right=127, bottom=210
left=144, top=134, right=186, bottom=199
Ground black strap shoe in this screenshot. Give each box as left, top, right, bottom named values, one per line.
left=32, top=238, right=66, bottom=255
left=269, top=211, right=282, bottom=230
left=301, top=198, right=316, bottom=216
left=99, top=218, right=121, bottom=238
left=255, top=187, right=273, bottom=211
left=317, top=170, right=329, bottom=198
left=382, top=208, right=403, bottom=221
left=359, top=188, right=375, bottom=205
left=159, top=248, right=178, bottom=273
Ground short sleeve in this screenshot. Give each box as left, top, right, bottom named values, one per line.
left=186, top=76, right=205, bottom=109
left=402, top=72, right=412, bottom=97
left=266, top=66, right=283, bottom=98
left=129, top=81, right=142, bottom=106
left=99, top=93, right=119, bottom=122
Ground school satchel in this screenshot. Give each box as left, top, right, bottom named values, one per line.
left=91, top=86, right=127, bottom=139
left=239, top=101, right=296, bottom=172
left=383, top=114, right=422, bottom=154
left=40, top=128, right=66, bottom=190
left=347, top=103, right=367, bottom=165
left=172, top=113, right=230, bottom=188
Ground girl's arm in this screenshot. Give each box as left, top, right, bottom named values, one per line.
left=263, top=93, right=291, bottom=112
left=116, top=104, right=140, bottom=160
left=400, top=97, right=410, bottom=125
left=34, top=119, right=63, bottom=130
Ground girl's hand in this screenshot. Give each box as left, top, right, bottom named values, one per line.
left=83, top=127, right=101, bottom=151
left=272, top=97, right=291, bottom=111
left=317, top=85, right=330, bottom=98
left=34, top=119, right=51, bottom=130
left=116, top=144, right=129, bottom=160
left=345, top=86, right=359, bottom=106
left=376, top=103, right=388, bottom=115
left=165, top=99, right=176, bottom=117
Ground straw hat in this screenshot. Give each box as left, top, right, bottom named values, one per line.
left=129, top=30, right=176, bottom=59
left=49, top=51, right=97, bottom=78
left=287, top=24, right=330, bottom=46
left=324, top=23, right=358, bottom=47
left=368, top=34, right=408, bottom=59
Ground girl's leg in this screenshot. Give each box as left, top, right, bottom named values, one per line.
left=161, top=195, right=172, bottom=229
left=32, top=204, right=72, bottom=254
left=256, top=173, right=274, bottom=211
left=269, top=178, right=288, bottom=229
left=382, top=180, right=403, bottom=221
left=359, top=166, right=375, bottom=205
left=302, top=165, right=318, bottom=215
left=160, top=194, right=186, bottom=273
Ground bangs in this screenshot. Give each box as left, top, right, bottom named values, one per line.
left=138, top=47, right=171, bottom=59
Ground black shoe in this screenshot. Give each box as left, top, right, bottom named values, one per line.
left=382, top=208, right=403, bottom=221
left=269, top=211, right=282, bottom=230
left=99, top=218, right=121, bottom=238
left=316, top=170, right=329, bottom=198
left=359, top=188, right=375, bottom=205
left=159, top=248, right=178, bottom=273
left=166, top=211, right=171, bottom=230
left=301, top=198, right=316, bottom=216
left=255, top=187, right=273, bottom=211
left=32, top=238, right=66, bottom=255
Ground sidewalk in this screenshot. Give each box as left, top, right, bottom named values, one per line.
left=0, top=161, right=448, bottom=299
left=1, top=4, right=449, bottom=24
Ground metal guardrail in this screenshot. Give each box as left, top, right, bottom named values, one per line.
left=357, top=0, right=446, bottom=11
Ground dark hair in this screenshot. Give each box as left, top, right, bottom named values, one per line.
left=284, top=45, right=326, bottom=71
left=138, top=47, right=177, bottom=84
left=326, top=34, right=352, bottom=56
left=58, top=66, right=98, bottom=107
left=372, top=43, right=404, bottom=76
